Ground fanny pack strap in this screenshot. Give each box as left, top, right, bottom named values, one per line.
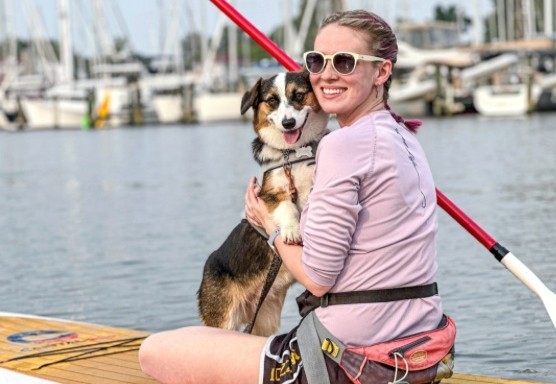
left=297, top=283, right=438, bottom=317
left=298, top=311, right=350, bottom=384
left=297, top=311, right=334, bottom=384
left=321, top=283, right=438, bottom=307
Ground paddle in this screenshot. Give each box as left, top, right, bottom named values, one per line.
left=436, top=190, right=556, bottom=329
left=209, top=0, right=556, bottom=330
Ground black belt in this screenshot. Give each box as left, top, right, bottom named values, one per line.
left=296, top=283, right=438, bottom=317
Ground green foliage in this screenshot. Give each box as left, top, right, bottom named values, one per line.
left=434, top=5, right=472, bottom=31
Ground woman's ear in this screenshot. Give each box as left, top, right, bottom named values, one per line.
left=375, top=60, right=393, bottom=86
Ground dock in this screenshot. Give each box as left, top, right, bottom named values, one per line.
left=446, top=374, right=549, bottom=384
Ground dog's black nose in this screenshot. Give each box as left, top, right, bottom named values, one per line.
left=282, top=118, right=296, bottom=130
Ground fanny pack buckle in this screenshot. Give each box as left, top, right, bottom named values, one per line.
left=320, top=294, right=330, bottom=308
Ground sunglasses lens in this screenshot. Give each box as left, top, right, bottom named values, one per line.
left=333, top=53, right=356, bottom=74
left=305, top=52, right=325, bottom=74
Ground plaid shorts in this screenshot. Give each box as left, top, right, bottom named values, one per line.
left=259, top=324, right=352, bottom=384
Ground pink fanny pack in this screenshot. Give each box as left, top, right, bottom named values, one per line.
left=333, top=315, right=456, bottom=384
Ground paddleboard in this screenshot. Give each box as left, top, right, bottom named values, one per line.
left=1, top=312, right=548, bottom=384
left=0, top=312, right=155, bottom=383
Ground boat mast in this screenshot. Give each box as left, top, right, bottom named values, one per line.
left=292, top=0, right=318, bottom=58
left=93, top=0, right=115, bottom=59
left=58, top=0, right=73, bottom=83
left=544, top=0, right=553, bottom=37
left=1, top=0, right=17, bottom=66
left=522, top=0, right=533, bottom=39
left=472, top=0, right=482, bottom=46
left=227, top=0, right=238, bottom=90
left=496, top=0, right=507, bottom=42
left=506, top=0, right=515, bottom=41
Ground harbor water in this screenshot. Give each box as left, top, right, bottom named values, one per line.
left=1, top=113, right=555, bottom=382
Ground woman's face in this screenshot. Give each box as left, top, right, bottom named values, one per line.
left=310, top=23, right=390, bottom=127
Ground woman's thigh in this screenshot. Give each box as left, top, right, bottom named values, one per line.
left=139, top=326, right=268, bottom=384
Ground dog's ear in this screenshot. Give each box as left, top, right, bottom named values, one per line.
left=299, top=67, right=310, bottom=79
left=241, top=78, right=262, bottom=115
left=292, top=69, right=311, bottom=86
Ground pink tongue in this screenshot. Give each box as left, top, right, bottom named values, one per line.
left=284, top=129, right=301, bottom=144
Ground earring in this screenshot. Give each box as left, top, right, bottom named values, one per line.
left=375, top=84, right=382, bottom=98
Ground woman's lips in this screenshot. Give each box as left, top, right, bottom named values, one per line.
left=322, top=87, right=346, bottom=96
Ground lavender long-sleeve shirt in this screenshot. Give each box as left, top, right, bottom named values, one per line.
left=300, top=111, right=443, bottom=346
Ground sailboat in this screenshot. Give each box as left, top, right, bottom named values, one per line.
left=18, top=0, right=89, bottom=130
left=150, top=3, right=244, bottom=124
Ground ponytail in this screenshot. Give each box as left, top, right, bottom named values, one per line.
left=385, top=103, right=422, bottom=133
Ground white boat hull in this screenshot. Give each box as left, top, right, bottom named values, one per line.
left=152, top=94, right=184, bottom=123
left=20, top=98, right=87, bottom=129
left=473, top=84, right=540, bottom=117
left=194, top=92, right=244, bottom=123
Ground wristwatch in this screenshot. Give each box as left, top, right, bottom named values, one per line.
left=267, top=227, right=281, bottom=252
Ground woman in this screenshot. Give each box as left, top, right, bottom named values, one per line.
left=139, top=9, right=453, bottom=384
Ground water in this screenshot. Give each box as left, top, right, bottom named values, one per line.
left=1, top=113, right=555, bottom=382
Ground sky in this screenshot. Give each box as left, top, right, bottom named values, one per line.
left=2, top=0, right=495, bottom=57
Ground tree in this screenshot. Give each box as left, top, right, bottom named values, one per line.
left=434, top=5, right=472, bottom=32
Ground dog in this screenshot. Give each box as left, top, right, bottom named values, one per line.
left=197, top=71, right=329, bottom=336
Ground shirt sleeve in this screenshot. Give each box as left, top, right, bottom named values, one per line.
left=301, top=131, right=368, bottom=287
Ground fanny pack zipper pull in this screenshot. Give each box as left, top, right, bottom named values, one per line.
left=388, top=336, right=431, bottom=358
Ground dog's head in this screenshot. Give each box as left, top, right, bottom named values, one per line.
left=241, top=71, right=329, bottom=151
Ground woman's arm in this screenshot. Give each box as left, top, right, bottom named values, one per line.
left=245, top=177, right=332, bottom=297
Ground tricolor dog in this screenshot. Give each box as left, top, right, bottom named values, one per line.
left=197, top=71, right=329, bottom=336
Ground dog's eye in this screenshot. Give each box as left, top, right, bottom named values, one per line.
left=292, top=92, right=305, bottom=103
left=266, top=96, right=279, bottom=108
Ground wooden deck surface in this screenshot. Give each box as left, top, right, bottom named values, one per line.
left=445, top=373, right=549, bottom=384
left=4, top=347, right=549, bottom=384
left=0, top=314, right=154, bottom=383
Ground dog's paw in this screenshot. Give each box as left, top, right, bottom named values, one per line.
left=280, top=224, right=302, bottom=245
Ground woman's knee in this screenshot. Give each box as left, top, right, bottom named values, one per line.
left=138, top=332, right=165, bottom=378
left=139, top=327, right=209, bottom=383
left=139, top=326, right=266, bottom=384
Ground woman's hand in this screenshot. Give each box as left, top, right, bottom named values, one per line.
left=245, top=177, right=276, bottom=234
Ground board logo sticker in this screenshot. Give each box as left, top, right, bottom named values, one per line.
left=7, top=330, right=78, bottom=344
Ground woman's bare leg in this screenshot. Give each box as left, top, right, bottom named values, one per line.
left=139, top=326, right=268, bottom=384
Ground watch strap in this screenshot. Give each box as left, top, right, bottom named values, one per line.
left=267, top=227, right=281, bottom=250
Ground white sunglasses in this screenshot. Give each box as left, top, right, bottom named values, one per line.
left=303, top=51, right=385, bottom=75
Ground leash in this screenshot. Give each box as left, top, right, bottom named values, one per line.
left=243, top=253, right=282, bottom=334
left=282, top=150, right=298, bottom=203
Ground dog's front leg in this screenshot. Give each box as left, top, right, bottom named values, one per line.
left=272, top=202, right=302, bottom=244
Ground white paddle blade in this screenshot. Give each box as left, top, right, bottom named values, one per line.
left=541, top=290, right=556, bottom=329
left=501, top=252, right=556, bottom=329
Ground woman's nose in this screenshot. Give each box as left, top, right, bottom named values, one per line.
left=320, top=59, right=338, bottom=79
